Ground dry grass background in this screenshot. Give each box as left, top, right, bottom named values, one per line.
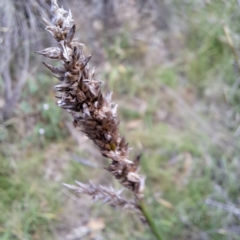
left=1, top=0, right=240, bottom=239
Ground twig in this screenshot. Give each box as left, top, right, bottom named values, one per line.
left=71, top=153, right=99, bottom=168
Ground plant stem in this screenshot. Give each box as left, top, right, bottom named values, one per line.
left=222, top=23, right=240, bottom=74
left=139, top=200, right=164, bottom=240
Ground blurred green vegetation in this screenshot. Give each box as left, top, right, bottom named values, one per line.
left=1, top=1, right=240, bottom=239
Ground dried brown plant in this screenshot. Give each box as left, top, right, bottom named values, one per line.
left=37, top=0, right=145, bottom=199
left=63, top=181, right=145, bottom=221
left=37, top=1, right=163, bottom=239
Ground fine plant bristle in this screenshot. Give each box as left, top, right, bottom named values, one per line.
left=36, top=0, right=145, bottom=198
left=63, top=182, right=145, bottom=221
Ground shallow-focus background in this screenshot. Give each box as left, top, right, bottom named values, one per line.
left=1, top=0, right=240, bottom=239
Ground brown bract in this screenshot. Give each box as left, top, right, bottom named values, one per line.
left=36, top=0, right=145, bottom=199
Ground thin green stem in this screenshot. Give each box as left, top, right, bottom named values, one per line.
left=222, top=23, right=240, bottom=74
left=139, top=200, right=164, bottom=240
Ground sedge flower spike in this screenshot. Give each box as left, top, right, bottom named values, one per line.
left=36, top=0, right=145, bottom=199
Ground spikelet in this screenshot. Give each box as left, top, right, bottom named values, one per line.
left=36, top=0, right=145, bottom=199
left=63, top=182, right=145, bottom=221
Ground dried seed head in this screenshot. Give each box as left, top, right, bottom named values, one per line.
left=63, top=182, right=145, bottom=221
left=36, top=0, right=145, bottom=199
